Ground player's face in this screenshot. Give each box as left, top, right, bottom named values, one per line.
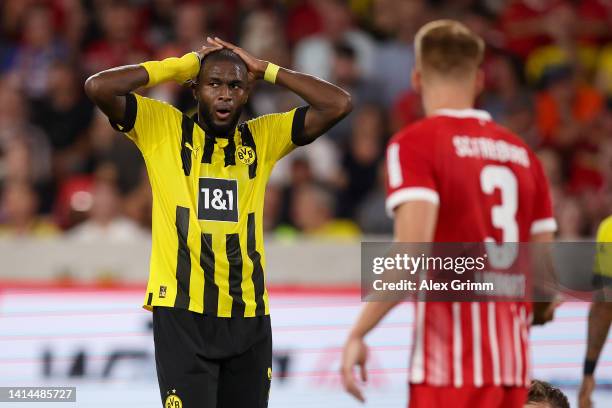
left=194, top=61, right=249, bottom=136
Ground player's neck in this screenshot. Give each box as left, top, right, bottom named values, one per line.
left=422, top=84, right=476, bottom=117
left=196, top=112, right=235, bottom=139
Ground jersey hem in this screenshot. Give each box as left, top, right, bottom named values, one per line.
left=142, top=303, right=271, bottom=318
left=530, top=217, right=557, bottom=234
left=386, top=187, right=440, bottom=217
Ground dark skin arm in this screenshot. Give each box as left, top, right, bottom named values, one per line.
left=84, top=65, right=148, bottom=123
left=579, top=300, right=612, bottom=408
left=530, top=231, right=558, bottom=325
left=84, top=43, right=222, bottom=123
left=210, top=37, right=352, bottom=144
left=585, top=301, right=612, bottom=362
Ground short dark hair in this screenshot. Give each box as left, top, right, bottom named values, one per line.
left=200, top=49, right=247, bottom=74
left=527, top=380, right=570, bottom=408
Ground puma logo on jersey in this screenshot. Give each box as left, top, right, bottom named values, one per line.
left=184, top=142, right=200, bottom=155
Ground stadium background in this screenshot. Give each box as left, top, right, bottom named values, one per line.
left=0, top=0, right=611, bottom=406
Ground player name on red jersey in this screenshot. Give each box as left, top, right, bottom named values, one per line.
left=453, top=136, right=530, bottom=168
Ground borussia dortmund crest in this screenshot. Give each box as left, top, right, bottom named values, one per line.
left=165, top=389, right=182, bottom=408
left=237, top=145, right=256, bottom=165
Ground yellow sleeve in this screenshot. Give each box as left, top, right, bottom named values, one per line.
left=110, top=93, right=182, bottom=156
left=246, top=106, right=308, bottom=163
left=595, top=216, right=612, bottom=278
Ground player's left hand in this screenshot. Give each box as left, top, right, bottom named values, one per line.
left=578, top=375, right=595, bottom=408
left=341, top=335, right=368, bottom=403
left=208, top=37, right=268, bottom=83
left=532, top=300, right=559, bottom=325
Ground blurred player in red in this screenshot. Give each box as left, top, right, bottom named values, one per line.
left=341, top=20, right=557, bottom=408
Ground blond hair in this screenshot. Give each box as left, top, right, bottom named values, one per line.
left=414, top=20, right=484, bottom=80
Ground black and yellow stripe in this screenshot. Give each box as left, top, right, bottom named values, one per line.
left=170, top=207, right=267, bottom=317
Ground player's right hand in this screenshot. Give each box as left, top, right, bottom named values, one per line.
left=340, top=335, right=368, bottom=403
left=578, top=375, right=595, bottom=408
left=195, top=39, right=223, bottom=66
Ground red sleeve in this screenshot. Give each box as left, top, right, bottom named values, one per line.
left=385, top=130, right=438, bottom=217
left=529, top=154, right=557, bottom=235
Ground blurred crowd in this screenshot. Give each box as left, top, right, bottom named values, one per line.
left=0, top=0, right=611, bottom=242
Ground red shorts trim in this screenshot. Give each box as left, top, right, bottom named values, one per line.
left=409, top=384, right=528, bottom=408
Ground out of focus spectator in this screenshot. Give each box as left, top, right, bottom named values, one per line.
left=371, top=0, right=423, bottom=107
left=88, top=110, right=144, bottom=194
left=31, top=62, right=94, bottom=183
left=537, top=148, right=563, bottom=189
left=536, top=66, right=603, bottom=146
left=294, top=0, right=375, bottom=81
left=482, top=54, right=530, bottom=122
left=238, top=9, right=292, bottom=118
left=0, top=79, right=52, bottom=189
left=83, top=1, right=149, bottom=75
left=291, top=182, right=360, bottom=239
left=326, top=41, right=383, bottom=144
left=270, top=139, right=340, bottom=189
left=13, top=4, right=68, bottom=99
left=53, top=174, right=94, bottom=230
left=0, top=181, right=58, bottom=238
left=356, top=162, right=393, bottom=235
left=263, top=183, right=283, bottom=233
left=500, top=0, right=574, bottom=61
left=240, top=10, right=289, bottom=69
left=556, top=196, right=587, bottom=239
left=596, top=45, right=612, bottom=96
left=276, top=157, right=315, bottom=228
left=67, top=181, right=148, bottom=243
left=122, top=169, right=153, bottom=230
left=336, top=105, right=386, bottom=218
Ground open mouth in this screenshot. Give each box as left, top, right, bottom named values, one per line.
left=215, top=108, right=232, bottom=121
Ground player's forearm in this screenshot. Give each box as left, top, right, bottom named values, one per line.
left=585, top=301, right=612, bottom=362
left=276, top=68, right=351, bottom=117
left=348, top=301, right=400, bottom=339
left=275, top=66, right=352, bottom=141
left=85, top=65, right=148, bottom=123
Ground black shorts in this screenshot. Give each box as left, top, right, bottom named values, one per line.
left=152, top=307, right=272, bottom=408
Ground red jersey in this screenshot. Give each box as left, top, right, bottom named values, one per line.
left=385, top=109, right=556, bottom=388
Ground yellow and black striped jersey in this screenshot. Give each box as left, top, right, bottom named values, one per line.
left=112, top=93, right=307, bottom=317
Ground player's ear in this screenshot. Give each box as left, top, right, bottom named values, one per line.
left=244, top=83, right=251, bottom=103
left=190, top=81, right=199, bottom=100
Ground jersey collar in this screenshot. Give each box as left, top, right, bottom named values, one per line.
left=191, top=113, right=236, bottom=141
left=433, top=108, right=492, bottom=121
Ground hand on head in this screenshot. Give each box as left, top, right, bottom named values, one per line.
left=205, top=36, right=267, bottom=83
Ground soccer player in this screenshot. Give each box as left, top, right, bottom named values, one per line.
left=578, top=215, right=612, bottom=408
left=341, top=20, right=556, bottom=407
left=85, top=37, right=351, bottom=407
